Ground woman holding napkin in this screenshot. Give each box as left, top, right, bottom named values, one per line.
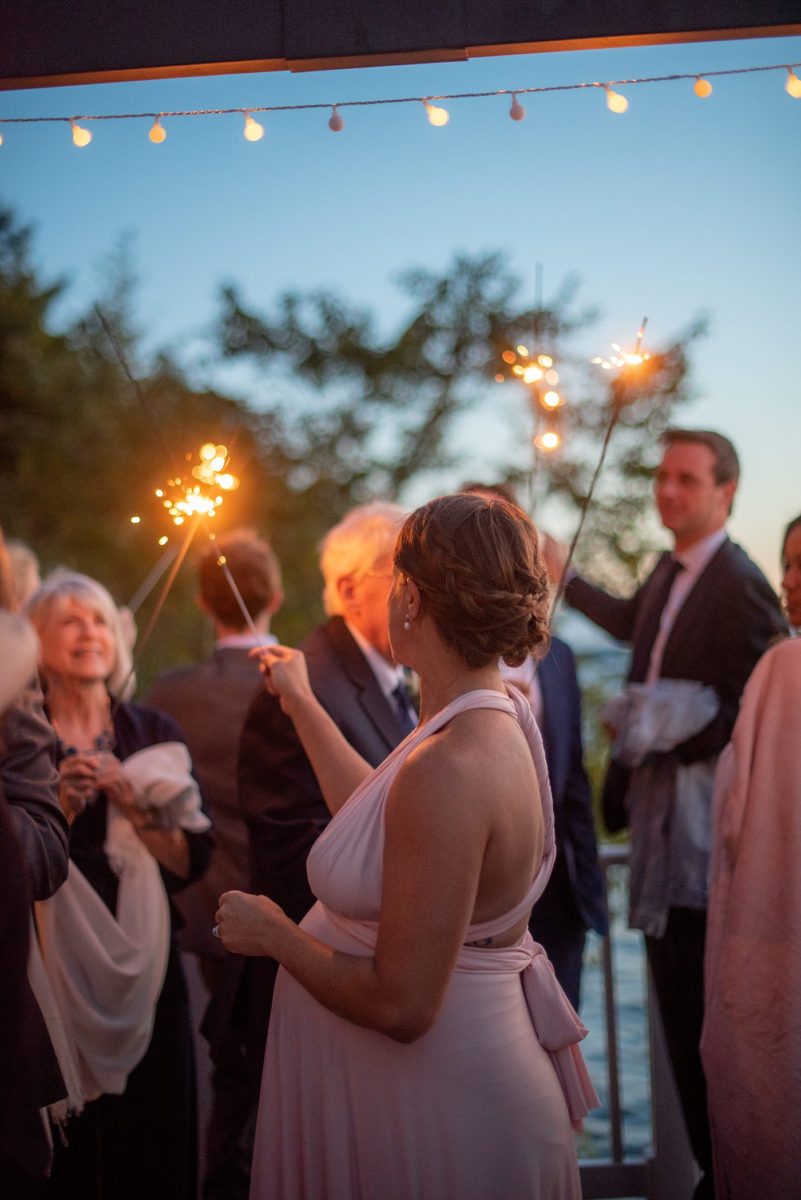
left=27, top=570, right=213, bottom=1200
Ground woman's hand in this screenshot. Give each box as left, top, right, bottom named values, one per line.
left=58, top=753, right=101, bottom=823
left=215, top=890, right=291, bottom=958
left=94, top=753, right=142, bottom=822
left=250, top=644, right=314, bottom=717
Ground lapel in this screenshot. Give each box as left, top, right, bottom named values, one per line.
left=324, top=617, right=403, bottom=751
left=536, top=650, right=557, bottom=768
left=660, top=537, right=730, bottom=672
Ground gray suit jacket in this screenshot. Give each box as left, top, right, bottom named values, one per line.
left=147, top=646, right=264, bottom=957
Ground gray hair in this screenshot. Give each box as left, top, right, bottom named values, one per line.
left=26, top=570, right=133, bottom=699
left=319, top=503, right=407, bottom=616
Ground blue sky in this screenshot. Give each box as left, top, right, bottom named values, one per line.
left=1, top=34, right=799, bottom=585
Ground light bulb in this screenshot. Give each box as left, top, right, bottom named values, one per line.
left=0, top=132, right=4, bottom=147
left=542, top=391, right=562, bottom=409
left=71, top=120, right=92, bottom=147
left=149, top=117, right=167, bottom=144
left=694, top=77, right=712, bottom=99
left=501, top=350, right=517, bottom=364
left=424, top=100, right=450, bottom=127
left=786, top=69, right=801, bottom=99
left=544, top=369, right=559, bottom=385
left=509, top=94, right=526, bottom=122
left=522, top=365, right=543, bottom=383
left=328, top=106, right=345, bottom=132
left=605, top=87, right=628, bottom=114
left=537, top=354, right=553, bottom=368
left=534, top=430, right=561, bottom=452
left=244, top=113, right=264, bottom=142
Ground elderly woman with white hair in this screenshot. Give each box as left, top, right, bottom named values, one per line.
left=27, top=570, right=213, bottom=1200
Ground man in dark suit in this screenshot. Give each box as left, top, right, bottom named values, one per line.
left=553, top=429, right=786, bottom=1199
left=147, top=530, right=282, bottom=1200
left=505, top=638, right=607, bottom=1011
left=204, top=503, right=412, bottom=1200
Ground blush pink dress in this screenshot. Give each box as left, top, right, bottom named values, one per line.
left=250, top=687, right=597, bottom=1200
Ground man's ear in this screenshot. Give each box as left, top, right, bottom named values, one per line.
left=267, top=589, right=284, bottom=617
left=336, top=574, right=359, bottom=616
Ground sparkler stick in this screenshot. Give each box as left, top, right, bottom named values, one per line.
left=126, top=543, right=179, bottom=614
left=550, top=316, right=649, bottom=622
left=114, top=513, right=203, bottom=709
left=216, top=555, right=265, bottom=642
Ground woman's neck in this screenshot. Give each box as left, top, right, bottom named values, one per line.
left=416, top=659, right=504, bottom=724
left=46, top=676, right=112, bottom=745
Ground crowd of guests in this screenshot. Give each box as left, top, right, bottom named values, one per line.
left=0, top=426, right=797, bottom=1200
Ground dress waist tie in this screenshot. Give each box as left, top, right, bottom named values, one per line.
left=323, top=909, right=599, bottom=1128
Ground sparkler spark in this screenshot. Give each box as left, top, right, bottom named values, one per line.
left=157, top=443, right=240, bottom=528
left=591, top=319, right=650, bottom=371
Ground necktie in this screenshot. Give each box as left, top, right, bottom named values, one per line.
left=392, top=679, right=417, bottom=736
left=630, top=555, right=684, bottom=683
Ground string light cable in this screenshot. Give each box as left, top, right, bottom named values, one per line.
left=1, top=61, right=798, bottom=142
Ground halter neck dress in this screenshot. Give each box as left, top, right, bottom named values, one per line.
left=250, top=687, right=597, bottom=1200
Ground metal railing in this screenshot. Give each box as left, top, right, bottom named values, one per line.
left=579, top=846, right=697, bottom=1200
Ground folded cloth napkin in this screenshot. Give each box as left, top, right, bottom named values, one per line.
left=603, top=679, right=719, bottom=768
left=120, top=741, right=211, bottom=833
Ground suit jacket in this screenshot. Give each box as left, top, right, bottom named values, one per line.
left=0, top=680, right=68, bottom=901
left=147, top=646, right=263, bottom=957
left=204, top=617, right=410, bottom=1064
left=537, top=639, right=607, bottom=936
left=566, top=537, right=786, bottom=830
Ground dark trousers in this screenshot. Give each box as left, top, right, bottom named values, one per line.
left=645, top=906, right=713, bottom=1194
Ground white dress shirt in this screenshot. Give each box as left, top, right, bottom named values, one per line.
left=645, top=528, right=728, bottom=685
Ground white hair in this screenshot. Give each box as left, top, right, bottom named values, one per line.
left=319, top=503, right=407, bottom=616
left=26, top=570, right=134, bottom=699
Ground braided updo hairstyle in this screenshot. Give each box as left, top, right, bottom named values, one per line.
left=394, top=493, right=550, bottom=668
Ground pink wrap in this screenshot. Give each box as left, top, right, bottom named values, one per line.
left=701, top=639, right=801, bottom=1200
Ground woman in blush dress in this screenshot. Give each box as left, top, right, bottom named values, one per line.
left=216, top=493, right=597, bottom=1200
left=701, top=514, right=800, bottom=1200
left=27, top=571, right=213, bottom=1200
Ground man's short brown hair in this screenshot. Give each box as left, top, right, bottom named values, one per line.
left=661, top=428, right=740, bottom=487
left=198, top=530, right=281, bottom=628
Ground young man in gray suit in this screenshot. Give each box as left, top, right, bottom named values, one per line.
left=203, top=503, right=413, bottom=1200
left=551, top=429, right=786, bottom=1200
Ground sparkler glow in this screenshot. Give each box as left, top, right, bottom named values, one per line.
left=156, top=443, right=240, bottom=527
left=590, top=319, right=650, bottom=371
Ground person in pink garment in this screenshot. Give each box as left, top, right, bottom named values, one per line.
left=216, top=493, right=597, bottom=1200
left=700, top=512, right=801, bottom=1200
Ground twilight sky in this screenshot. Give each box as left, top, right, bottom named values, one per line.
left=1, top=33, right=799, bottom=586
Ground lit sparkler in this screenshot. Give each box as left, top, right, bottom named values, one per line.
left=155, top=442, right=240, bottom=527
left=590, top=318, right=650, bottom=371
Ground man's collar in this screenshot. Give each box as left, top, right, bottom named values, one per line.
left=674, top=528, right=727, bottom=573
left=215, top=632, right=277, bottom=651
left=344, top=621, right=402, bottom=697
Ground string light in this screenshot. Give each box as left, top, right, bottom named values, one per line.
left=423, top=99, right=450, bottom=127
left=509, top=94, right=526, bottom=122
left=786, top=68, right=801, bottom=99
left=328, top=105, right=345, bottom=132
left=542, top=390, right=563, bottom=409
left=694, top=76, right=713, bottom=98
left=3, top=61, right=798, bottom=144
left=149, top=116, right=166, bottom=144
left=605, top=86, right=629, bottom=114
left=71, top=120, right=92, bottom=147
left=243, top=112, right=264, bottom=141
left=534, top=430, right=561, bottom=452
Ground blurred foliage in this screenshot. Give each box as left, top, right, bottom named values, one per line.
left=1, top=205, right=702, bottom=699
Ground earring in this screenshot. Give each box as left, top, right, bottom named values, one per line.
left=403, top=615, right=411, bottom=632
